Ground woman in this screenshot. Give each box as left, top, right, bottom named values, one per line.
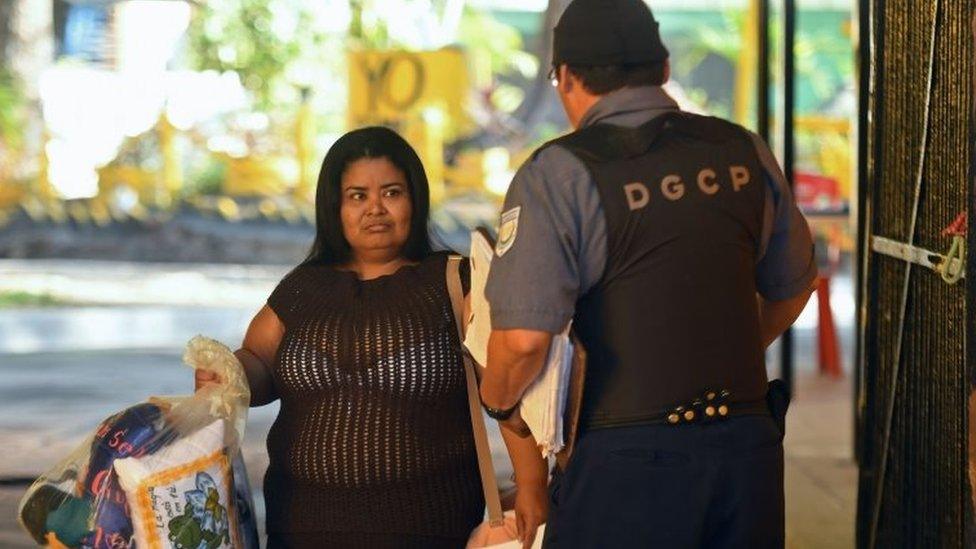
left=197, top=127, right=483, bottom=547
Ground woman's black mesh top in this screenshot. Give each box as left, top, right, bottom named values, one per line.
left=263, top=251, right=483, bottom=541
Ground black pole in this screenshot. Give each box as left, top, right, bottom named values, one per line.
left=853, top=0, right=871, bottom=468
left=780, top=0, right=797, bottom=394
left=855, top=0, right=881, bottom=545
left=757, top=0, right=770, bottom=141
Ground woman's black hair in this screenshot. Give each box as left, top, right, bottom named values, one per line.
left=304, top=126, right=432, bottom=266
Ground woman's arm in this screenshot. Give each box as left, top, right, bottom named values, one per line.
left=196, top=305, right=283, bottom=406
left=482, top=329, right=553, bottom=548
left=499, top=422, right=548, bottom=548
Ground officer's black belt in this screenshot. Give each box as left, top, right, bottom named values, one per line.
left=659, top=388, right=767, bottom=426
left=583, top=390, right=771, bottom=430
left=663, top=398, right=770, bottom=426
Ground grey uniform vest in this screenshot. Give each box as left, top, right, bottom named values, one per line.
left=545, top=112, right=768, bottom=430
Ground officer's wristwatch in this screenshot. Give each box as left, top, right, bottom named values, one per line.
left=482, top=401, right=519, bottom=421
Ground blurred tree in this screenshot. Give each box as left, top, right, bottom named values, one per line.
left=0, top=1, right=26, bottom=171
left=0, top=67, right=25, bottom=152
left=458, top=7, right=536, bottom=79
left=185, top=0, right=343, bottom=111
left=347, top=0, right=538, bottom=116
left=679, top=10, right=745, bottom=78
left=0, top=1, right=15, bottom=57
left=348, top=0, right=391, bottom=48
left=677, top=8, right=854, bottom=120
left=347, top=0, right=467, bottom=50
left=186, top=0, right=545, bottom=148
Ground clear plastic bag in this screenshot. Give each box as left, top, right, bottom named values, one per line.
left=18, top=336, right=259, bottom=549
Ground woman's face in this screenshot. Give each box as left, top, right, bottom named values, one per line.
left=340, top=157, right=413, bottom=259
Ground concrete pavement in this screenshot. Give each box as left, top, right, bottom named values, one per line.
left=0, top=350, right=857, bottom=548
left=0, top=259, right=856, bottom=547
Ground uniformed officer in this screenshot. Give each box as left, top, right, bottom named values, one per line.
left=478, top=0, right=818, bottom=547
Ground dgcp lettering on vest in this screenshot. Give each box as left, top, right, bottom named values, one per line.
left=624, top=165, right=752, bottom=211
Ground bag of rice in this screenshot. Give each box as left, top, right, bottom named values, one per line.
left=17, top=336, right=257, bottom=549
left=114, top=419, right=239, bottom=549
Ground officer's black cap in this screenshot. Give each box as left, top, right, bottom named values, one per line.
left=553, top=0, right=669, bottom=67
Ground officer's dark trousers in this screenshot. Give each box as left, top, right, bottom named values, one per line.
left=542, top=416, right=784, bottom=548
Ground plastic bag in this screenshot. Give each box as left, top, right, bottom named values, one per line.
left=18, top=336, right=259, bottom=549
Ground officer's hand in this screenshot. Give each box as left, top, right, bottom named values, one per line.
left=514, top=479, right=548, bottom=548
left=194, top=369, right=222, bottom=392
left=499, top=408, right=532, bottom=438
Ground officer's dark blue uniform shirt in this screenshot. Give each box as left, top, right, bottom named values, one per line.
left=485, top=86, right=817, bottom=332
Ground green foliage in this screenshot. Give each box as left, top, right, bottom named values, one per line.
left=677, top=9, right=854, bottom=115
left=0, top=291, right=64, bottom=308
left=185, top=0, right=341, bottom=110
left=794, top=24, right=854, bottom=106
left=185, top=156, right=227, bottom=197
left=345, top=1, right=537, bottom=82
left=676, top=10, right=744, bottom=78
left=186, top=0, right=538, bottom=124
left=457, top=6, right=539, bottom=116
left=457, top=7, right=537, bottom=80
left=348, top=0, right=390, bottom=48
left=0, top=66, right=25, bottom=151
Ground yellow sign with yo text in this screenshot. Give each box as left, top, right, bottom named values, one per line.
left=347, top=48, right=470, bottom=138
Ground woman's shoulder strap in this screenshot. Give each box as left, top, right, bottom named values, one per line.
left=445, top=254, right=464, bottom=331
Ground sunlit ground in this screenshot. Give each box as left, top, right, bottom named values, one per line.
left=0, top=257, right=856, bottom=547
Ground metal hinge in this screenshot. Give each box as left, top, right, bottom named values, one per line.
left=870, top=235, right=966, bottom=281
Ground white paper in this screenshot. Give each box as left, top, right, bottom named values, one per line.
left=464, top=229, right=573, bottom=458
left=464, top=230, right=495, bottom=368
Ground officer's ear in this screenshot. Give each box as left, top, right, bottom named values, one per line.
left=663, top=60, right=671, bottom=84
left=557, top=64, right=575, bottom=94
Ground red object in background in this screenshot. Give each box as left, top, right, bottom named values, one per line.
left=794, top=171, right=844, bottom=211
left=816, top=276, right=842, bottom=378
left=941, top=211, right=967, bottom=237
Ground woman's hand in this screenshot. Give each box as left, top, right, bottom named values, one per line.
left=514, top=478, right=548, bottom=548
left=497, top=406, right=550, bottom=548
left=194, top=369, right=222, bottom=392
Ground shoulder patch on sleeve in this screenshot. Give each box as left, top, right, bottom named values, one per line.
left=495, top=206, right=521, bottom=257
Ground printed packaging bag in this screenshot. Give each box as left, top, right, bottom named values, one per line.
left=114, top=419, right=237, bottom=549
left=17, top=336, right=259, bottom=549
